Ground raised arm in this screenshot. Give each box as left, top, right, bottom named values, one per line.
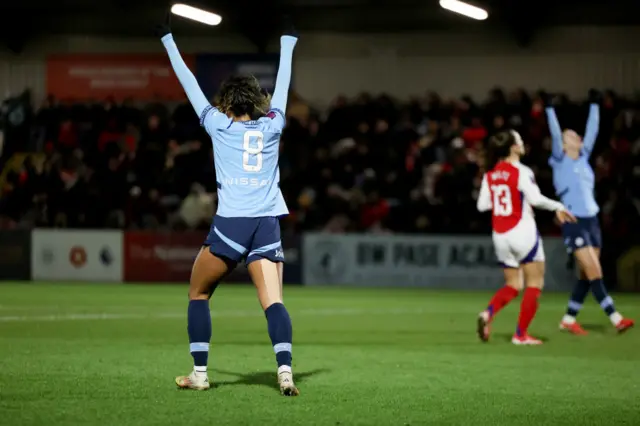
left=269, top=35, right=298, bottom=125
left=545, top=106, right=564, bottom=162
left=161, top=34, right=210, bottom=122
left=582, top=103, right=600, bottom=156
left=476, top=174, right=492, bottom=212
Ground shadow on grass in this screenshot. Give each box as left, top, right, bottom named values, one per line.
left=212, top=368, right=329, bottom=392
left=580, top=323, right=607, bottom=333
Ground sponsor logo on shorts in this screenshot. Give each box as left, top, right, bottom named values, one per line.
left=575, top=237, right=584, bottom=247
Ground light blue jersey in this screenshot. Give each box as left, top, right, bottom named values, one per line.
left=162, top=34, right=297, bottom=218
left=546, top=104, right=600, bottom=217
left=201, top=110, right=288, bottom=217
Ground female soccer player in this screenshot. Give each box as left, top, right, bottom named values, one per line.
left=476, top=130, right=575, bottom=345
left=546, top=93, right=634, bottom=334
left=157, top=16, right=300, bottom=395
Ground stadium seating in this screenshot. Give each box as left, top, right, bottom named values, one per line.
left=0, top=89, right=638, bottom=247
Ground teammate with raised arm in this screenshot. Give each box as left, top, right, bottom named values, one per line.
left=476, top=131, right=576, bottom=345
left=546, top=92, right=634, bottom=334
left=157, top=15, right=300, bottom=395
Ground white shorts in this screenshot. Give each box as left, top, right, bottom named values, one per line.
left=492, top=220, right=544, bottom=268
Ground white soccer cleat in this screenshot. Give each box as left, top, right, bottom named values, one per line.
left=511, top=334, right=543, bottom=345
left=175, top=370, right=210, bottom=390
left=278, top=367, right=300, bottom=396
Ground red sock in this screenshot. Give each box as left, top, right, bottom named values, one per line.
left=486, top=286, right=519, bottom=319
left=516, top=287, right=542, bottom=336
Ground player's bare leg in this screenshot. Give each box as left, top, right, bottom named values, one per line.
left=512, top=261, right=544, bottom=345
left=248, top=259, right=299, bottom=396
left=562, top=247, right=634, bottom=333
left=276, top=261, right=284, bottom=301
left=176, top=247, right=233, bottom=390
left=478, top=268, right=522, bottom=342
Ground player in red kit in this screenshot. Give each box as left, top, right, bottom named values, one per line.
left=476, top=131, right=576, bottom=345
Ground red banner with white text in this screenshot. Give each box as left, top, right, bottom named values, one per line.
left=123, top=231, right=253, bottom=283
left=47, top=54, right=195, bottom=101
left=123, top=231, right=302, bottom=284
left=124, top=232, right=202, bottom=282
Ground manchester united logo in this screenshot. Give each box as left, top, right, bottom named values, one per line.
left=69, top=246, right=87, bottom=268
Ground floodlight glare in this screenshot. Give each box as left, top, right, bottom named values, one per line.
left=439, top=0, right=489, bottom=21
left=171, top=4, right=222, bottom=26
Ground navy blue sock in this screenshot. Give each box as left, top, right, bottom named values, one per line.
left=590, top=279, right=616, bottom=316
left=566, top=279, right=590, bottom=316
left=265, top=303, right=292, bottom=367
left=188, top=300, right=211, bottom=369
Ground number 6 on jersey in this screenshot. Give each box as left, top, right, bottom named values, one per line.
left=243, top=130, right=264, bottom=172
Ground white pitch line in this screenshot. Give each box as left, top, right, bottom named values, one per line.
left=0, top=307, right=429, bottom=322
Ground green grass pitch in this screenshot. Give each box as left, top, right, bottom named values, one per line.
left=0, top=283, right=639, bottom=426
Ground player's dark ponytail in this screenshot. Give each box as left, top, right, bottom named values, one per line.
left=486, top=131, right=515, bottom=170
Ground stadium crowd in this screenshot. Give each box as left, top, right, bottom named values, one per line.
left=1, top=88, right=639, bottom=246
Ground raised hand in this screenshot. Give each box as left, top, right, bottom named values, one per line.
left=282, top=15, right=298, bottom=38
left=155, top=10, right=172, bottom=38
left=588, top=88, right=602, bottom=104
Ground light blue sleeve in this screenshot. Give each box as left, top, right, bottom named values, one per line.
left=545, top=106, right=564, bottom=163
left=268, top=35, right=298, bottom=131
left=161, top=34, right=227, bottom=129
left=582, top=103, right=600, bottom=157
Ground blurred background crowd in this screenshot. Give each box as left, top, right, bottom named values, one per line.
left=1, top=88, right=640, bottom=246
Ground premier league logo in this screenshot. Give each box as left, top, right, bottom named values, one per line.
left=310, top=240, right=348, bottom=283
left=100, top=247, right=113, bottom=266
